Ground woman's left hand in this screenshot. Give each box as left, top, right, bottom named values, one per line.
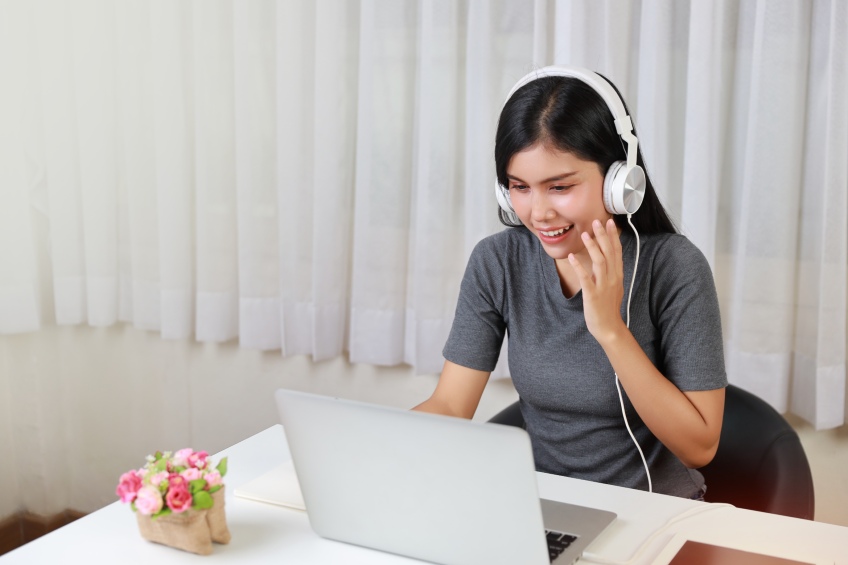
left=568, top=218, right=627, bottom=344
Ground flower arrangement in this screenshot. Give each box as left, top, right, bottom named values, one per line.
left=116, top=449, right=228, bottom=518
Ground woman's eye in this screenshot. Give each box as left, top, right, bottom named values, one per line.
left=551, top=185, right=573, bottom=192
left=510, top=185, right=529, bottom=192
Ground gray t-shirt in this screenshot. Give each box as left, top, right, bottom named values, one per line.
left=443, top=226, right=728, bottom=498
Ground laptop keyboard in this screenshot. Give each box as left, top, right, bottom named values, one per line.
left=546, top=530, right=578, bottom=562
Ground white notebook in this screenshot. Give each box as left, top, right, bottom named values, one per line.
left=233, top=459, right=306, bottom=511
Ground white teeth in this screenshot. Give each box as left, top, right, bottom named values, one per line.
left=540, top=226, right=571, bottom=237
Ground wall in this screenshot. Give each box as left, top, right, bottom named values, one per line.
left=1, top=325, right=846, bottom=527
left=0, top=345, right=18, bottom=520
left=787, top=414, right=848, bottom=526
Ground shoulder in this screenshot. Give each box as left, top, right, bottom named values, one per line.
left=637, top=233, right=721, bottom=320
left=469, top=226, right=536, bottom=265
left=461, top=227, right=539, bottom=299
left=640, top=233, right=713, bottom=279
left=473, top=226, right=534, bottom=251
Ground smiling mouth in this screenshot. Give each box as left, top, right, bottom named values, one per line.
left=539, top=226, right=573, bottom=237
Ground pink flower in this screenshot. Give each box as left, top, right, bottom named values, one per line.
left=168, top=474, right=187, bottom=491
left=116, top=471, right=143, bottom=503
left=188, top=451, right=208, bottom=469
left=204, top=470, right=222, bottom=489
left=172, top=448, right=193, bottom=468
left=149, top=471, right=169, bottom=488
left=181, top=467, right=202, bottom=481
left=166, top=485, right=193, bottom=513
left=134, top=486, right=164, bottom=515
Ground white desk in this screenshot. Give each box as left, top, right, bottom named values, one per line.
left=3, top=424, right=846, bottom=564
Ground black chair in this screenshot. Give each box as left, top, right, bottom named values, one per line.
left=698, top=384, right=815, bottom=519
left=488, top=400, right=525, bottom=428
left=487, top=384, right=816, bottom=520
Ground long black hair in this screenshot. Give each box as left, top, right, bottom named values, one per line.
left=494, top=75, right=677, bottom=235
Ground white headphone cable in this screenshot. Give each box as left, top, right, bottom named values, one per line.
left=613, top=213, right=651, bottom=493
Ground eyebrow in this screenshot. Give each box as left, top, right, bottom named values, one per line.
left=506, top=171, right=579, bottom=184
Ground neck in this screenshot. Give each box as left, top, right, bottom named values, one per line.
left=555, top=257, right=582, bottom=298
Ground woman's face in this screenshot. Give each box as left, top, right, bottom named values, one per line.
left=506, top=143, right=613, bottom=262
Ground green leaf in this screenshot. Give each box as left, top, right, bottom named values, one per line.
left=216, top=457, right=228, bottom=477
left=189, top=479, right=207, bottom=494
left=193, top=491, right=213, bottom=510
left=152, top=508, right=173, bottom=520
left=208, top=485, right=222, bottom=495
left=130, top=501, right=137, bottom=512
left=153, top=459, right=168, bottom=473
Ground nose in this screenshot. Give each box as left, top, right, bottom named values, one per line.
left=530, top=190, right=555, bottom=222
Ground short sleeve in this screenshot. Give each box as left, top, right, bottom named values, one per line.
left=651, top=236, right=728, bottom=391
left=442, top=238, right=507, bottom=372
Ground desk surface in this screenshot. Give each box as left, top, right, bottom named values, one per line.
left=3, top=424, right=846, bottom=564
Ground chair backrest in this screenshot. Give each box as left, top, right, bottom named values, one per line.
left=488, top=384, right=816, bottom=520
left=698, top=384, right=815, bottom=519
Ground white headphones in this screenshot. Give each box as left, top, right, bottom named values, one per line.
left=495, top=65, right=646, bottom=220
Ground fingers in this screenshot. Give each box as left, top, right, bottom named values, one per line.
left=581, top=219, right=618, bottom=282
left=592, top=219, right=619, bottom=263
left=581, top=230, right=606, bottom=282
left=607, top=218, right=623, bottom=280
left=573, top=218, right=623, bottom=288
left=567, top=253, right=592, bottom=286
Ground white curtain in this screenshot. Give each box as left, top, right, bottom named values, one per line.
left=1, top=0, right=846, bottom=437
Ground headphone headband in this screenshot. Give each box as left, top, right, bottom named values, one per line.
left=504, top=66, right=638, bottom=170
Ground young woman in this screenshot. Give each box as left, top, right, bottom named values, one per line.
left=414, top=67, right=727, bottom=499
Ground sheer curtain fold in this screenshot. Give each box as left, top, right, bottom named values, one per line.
left=152, top=0, right=195, bottom=340
left=193, top=0, right=238, bottom=343
left=72, top=0, right=119, bottom=328
left=792, top=0, right=848, bottom=429
left=349, top=0, right=416, bottom=366
left=462, top=0, right=497, bottom=253
left=117, top=0, right=162, bottom=332
left=36, top=0, right=88, bottom=326
left=1, top=0, right=846, bottom=428
left=724, top=0, right=812, bottom=411
left=277, top=0, right=316, bottom=357
left=234, top=0, right=281, bottom=351
left=403, top=0, right=466, bottom=374
left=552, top=0, right=634, bottom=88
left=679, top=0, right=736, bottom=267
left=0, top=0, right=40, bottom=334
left=635, top=0, right=689, bottom=218
left=309, top=0, right=359, bottom=361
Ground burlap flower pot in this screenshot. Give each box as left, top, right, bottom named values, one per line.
left=136, top=487, right=231, bottom=555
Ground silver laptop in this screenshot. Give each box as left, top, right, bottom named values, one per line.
left=275, top=389, right=616, bottom=565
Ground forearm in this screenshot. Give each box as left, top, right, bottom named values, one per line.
left=411, top=360, right=490, bottom=419
left=597, top=323, right=723, bottom=468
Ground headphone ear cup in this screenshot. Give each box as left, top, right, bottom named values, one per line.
left=603, top=161, right=646, bottom=215
left=603, top=161, right=624, bottom=215
left=494, top=182, right=520, bottom=223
